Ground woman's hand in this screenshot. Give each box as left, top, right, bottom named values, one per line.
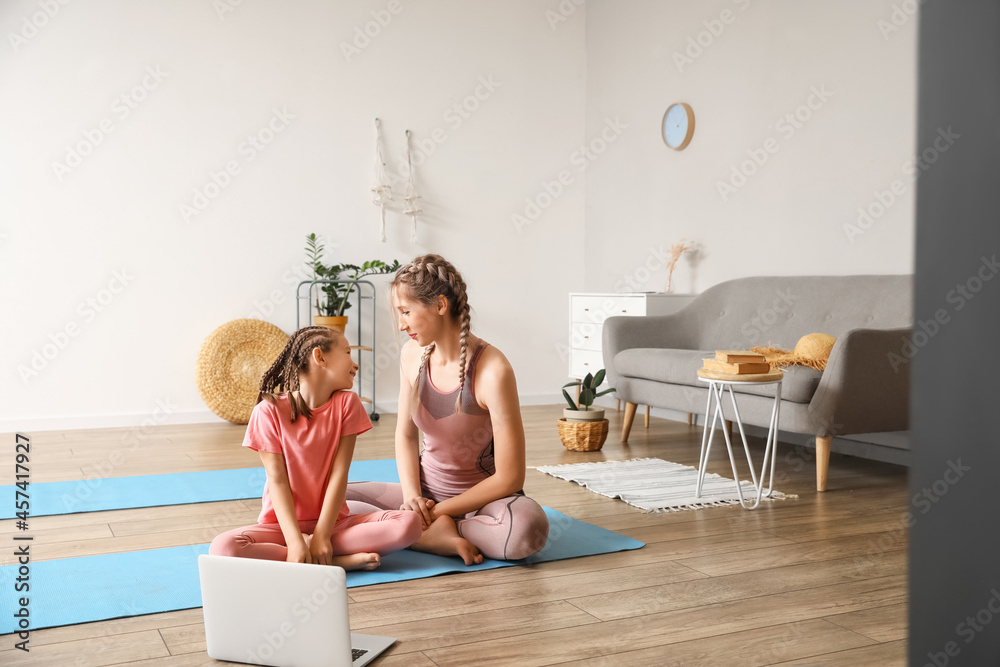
left=286, top=535, right=312, bottom=564
left=400, top=496, right=436, bottom=528
left=308, top=532, right=335, bottom=566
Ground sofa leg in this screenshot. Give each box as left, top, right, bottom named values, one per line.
left=644, top=405, right=650, bottom=428
left=687, top=413, right=693, bottom=426
left=622, top=402, right=637, bottom=443
left=725, top=419, right=733, bottom=439
left=816, top=435, right=831, bottom=492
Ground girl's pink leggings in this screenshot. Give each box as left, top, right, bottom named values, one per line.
left=209, top=509, right=421, bottom=561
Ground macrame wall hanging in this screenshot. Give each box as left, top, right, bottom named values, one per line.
left=403, top=129, right=422, bottom=243
left=371, top=118, right=393, bottom=242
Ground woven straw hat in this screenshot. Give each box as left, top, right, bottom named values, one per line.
left=196, top=319, right=289, bottom=424
left=752, top=333, right=837, bottom=371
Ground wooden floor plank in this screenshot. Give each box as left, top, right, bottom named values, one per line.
left=349, top=561, right=704, bottom=628
left=421, top=575, right=904, bottom=666
left=768, top=638, right=907, bottom=666
left=675, top=531, right=907, bottom=577
left=823, top=602, right=908, bottom=642
left=0, top=630, right=170, bottom=666
left=561, top=619, right=875, bottom=667
left=569, top=551, right=906, bottom=622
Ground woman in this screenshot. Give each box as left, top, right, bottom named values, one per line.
left=346, top=254, right=549, bottom=564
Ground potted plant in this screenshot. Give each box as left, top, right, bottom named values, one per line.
left=558, top=370, right=615, bottom=451
left=305, top=233, right=400, bottom=331
left=562, top=369, right=615, bottom=422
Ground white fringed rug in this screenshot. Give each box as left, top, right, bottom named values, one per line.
left=534, top=457, right=795, bottom=512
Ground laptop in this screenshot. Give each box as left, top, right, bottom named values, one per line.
left=198, top=555, right=395, bottom=667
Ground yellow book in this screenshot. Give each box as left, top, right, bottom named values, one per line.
left=703, top=358, right=771, bottom=374
left=714, top=350, right=766, bottom=364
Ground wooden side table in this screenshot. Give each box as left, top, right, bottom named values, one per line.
left=694, top=368, right=783, bottom=510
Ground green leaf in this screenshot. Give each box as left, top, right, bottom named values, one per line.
left=562, top=380, right=582, bottom=389
left=593, top=369, right=606, bottom=388
left=594, top=387, right=616, bottom=398
left=583, top=372, right=593, bottom=387
left=562, top=388, right=578, bottom=410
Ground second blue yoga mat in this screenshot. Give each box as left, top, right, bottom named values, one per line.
left=0, top=508, right=644, bottom=633
left=0, top=459, right=398, bottom=519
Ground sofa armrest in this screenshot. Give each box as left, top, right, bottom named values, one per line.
left=808, top=327, right=912, bottom=436
left=602, top=313, right=690, bottom=387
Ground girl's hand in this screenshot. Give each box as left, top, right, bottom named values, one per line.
left=309, top=532, right=334, bottom=566
left=400, top=496, right=436, bottom=528
left=286, top=536, right=312, bottom=564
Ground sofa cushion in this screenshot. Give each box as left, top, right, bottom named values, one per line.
left=614, top=348, right=823, bottom=404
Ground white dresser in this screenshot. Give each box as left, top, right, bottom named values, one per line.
left=568, top=292, right=696, bottom=380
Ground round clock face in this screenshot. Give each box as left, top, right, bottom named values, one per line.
left=662, top=102, right=695, bottom=150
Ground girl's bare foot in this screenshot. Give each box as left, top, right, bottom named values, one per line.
left=412, top=515, right=483, bottom=565
left=330, top=552, right=381, bottom=571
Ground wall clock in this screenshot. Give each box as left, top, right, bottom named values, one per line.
left=662, top=102, right=695, bottom=150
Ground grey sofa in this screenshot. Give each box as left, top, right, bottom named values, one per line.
left=603, top=275, right=913, bottom=491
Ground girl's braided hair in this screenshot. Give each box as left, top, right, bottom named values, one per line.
left=391, top=254, right=471, bottom=414
left=257, top=325, right=342, bottom=422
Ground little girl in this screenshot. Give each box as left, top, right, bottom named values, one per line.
left=209, top=326, right=421, bottom=570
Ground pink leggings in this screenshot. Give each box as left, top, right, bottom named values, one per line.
left=345, top=482, right=549, bottom=561
left=209, top=510, right=421, bottom=561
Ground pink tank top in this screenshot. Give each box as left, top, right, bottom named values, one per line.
left=413, top=341, right=495, bottom=502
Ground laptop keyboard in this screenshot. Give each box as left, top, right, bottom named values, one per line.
left=352, top=648, right=369, bottom=661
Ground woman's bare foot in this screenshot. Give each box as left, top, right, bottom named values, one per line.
left=330, top=552, right=381, bottom=571
left=412, top=515, right=483, bottom=565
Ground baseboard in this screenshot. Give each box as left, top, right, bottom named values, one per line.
left=0, top=408, right=225, bottom=435
left=0, top=392, right=568, bottom=435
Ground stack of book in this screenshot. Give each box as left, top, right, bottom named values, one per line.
left=702, top=350, right=770, bottom=375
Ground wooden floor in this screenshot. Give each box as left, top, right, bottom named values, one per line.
left=0, top=405, right=908, bottom=666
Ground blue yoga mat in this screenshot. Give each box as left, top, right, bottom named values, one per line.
left=0, top=507, right=643, bottom=633
left=0, top=459, right=399, bottom=519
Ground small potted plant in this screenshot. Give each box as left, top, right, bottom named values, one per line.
left=558, top=370, right=615, bottom=451
left=562, top=369, right=615, bottom=422
left=305, top=233, right=400, bottom=331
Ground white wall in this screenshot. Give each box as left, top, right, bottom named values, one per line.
left=584, top=0, right=918, bottom=296
left=0, top=0, right=586, bottom=431
left=1, top=1, right=918, bottom=432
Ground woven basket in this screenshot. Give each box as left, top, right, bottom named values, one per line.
left=195, top=319, right=289, bottom=424
left=557, top=418, right=609, bottom=452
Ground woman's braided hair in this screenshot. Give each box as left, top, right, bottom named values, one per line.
left=257, top=325, right=341, bottom=423
left=391, top=254, right=471, bottom=414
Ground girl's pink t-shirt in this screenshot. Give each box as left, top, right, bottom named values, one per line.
left=243, top=391, right=372, bottom=526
